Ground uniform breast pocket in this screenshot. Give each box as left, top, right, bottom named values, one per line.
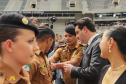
left=60, top=56, right=67, bottom=62
left=39, top=65, right=47, bottom=75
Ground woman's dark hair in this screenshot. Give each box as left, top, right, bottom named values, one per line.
left=106, top=25, right=126, bottom=55
left=74, top=17, right=96, bottom=32
left=0, top=26, right=21, bottom=54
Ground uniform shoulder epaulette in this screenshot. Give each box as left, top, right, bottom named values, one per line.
left=58, top=44, right=66, bottom=48
left=80, top=44, right=87, bottom=46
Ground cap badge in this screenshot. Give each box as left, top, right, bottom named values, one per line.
left=22, top=17, right=28, bottom=25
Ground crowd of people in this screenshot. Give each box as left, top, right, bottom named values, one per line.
left=0, top=13, right=126, bottom=84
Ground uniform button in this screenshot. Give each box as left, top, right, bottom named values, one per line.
left=0, top=73, right=3, bottom=76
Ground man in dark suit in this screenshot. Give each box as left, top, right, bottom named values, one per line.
left=63, top=17, right=108, bottom=84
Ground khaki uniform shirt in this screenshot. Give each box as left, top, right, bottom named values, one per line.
left=50, top=42, right=86, bottom=84
left=0, top=61, right=30, bottom=84
left=29, top=51, right=53, bottom=84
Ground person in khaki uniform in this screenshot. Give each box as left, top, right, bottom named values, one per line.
left=0, top=61, right=30, bottom=84
left=29, top=26, right=55, bottom=84
left=49, top=25, right=86, bottom=84
left=0, top=13, right=39, bottom=84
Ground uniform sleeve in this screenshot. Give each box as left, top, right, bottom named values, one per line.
left=50, top=48, right=62, bottom=63
left=72, top=47, right=83, bottom=62
left=29, top=56, right=38, bottom=81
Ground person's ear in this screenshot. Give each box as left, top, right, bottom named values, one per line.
left=46, top=38, right=51, bottom=44
left=107, top=38, right=114, bottom=53
left=5, top=39, right=13, bottom=53
left=108, top=38, right=114, bottom=47
left=83, top=26, right=88, bottom=33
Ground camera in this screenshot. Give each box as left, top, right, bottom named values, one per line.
left=47, top=16, right=57, bottom=23
left=47, top=16, right=57, bottom=29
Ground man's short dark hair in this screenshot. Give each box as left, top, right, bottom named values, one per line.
left=74, top=17, right=96, bottom=32
left=36, top=26, right=55, bottom=42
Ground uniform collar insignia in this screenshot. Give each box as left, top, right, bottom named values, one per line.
left=35, top=50, right=42, bottom=55
left=0, top=61, right=29, bottom=83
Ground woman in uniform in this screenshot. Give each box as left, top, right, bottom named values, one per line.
left=0, top=13, right=39, bottom=84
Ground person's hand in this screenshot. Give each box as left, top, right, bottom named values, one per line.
left=51, top=63, right=56, bottom=71
left=63, top=64, right=73, bottom=73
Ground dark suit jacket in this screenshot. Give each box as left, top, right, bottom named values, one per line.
left=71, top=35, right=108, bottom=84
